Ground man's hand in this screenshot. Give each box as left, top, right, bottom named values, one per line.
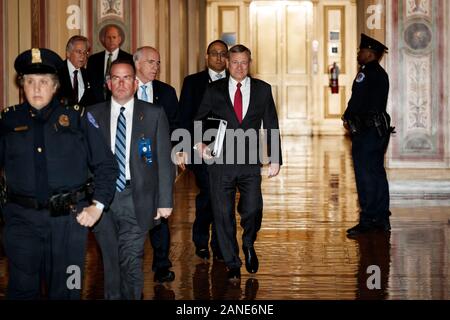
left=268, top=163, right=280, bottom=178
left=76, top=205, right=103, bottom=227
left=155, top=208, right=173, bottom=220
left=175, top=152, right=188, bottom=171
left=194, top=143, right=212, bottom=160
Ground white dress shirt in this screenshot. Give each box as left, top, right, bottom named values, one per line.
left=229, top=76, right=250, bottom=119
left=137, top=79, right=154, bottom=103
left=110, top=98, right=134, bottom=180
left=104, top=48, right=120, bottom=74
left=208, top=68, right=226, bottom=82
left=67, top=60, right=85, bottom=101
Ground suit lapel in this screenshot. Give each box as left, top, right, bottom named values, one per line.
left=152, top=81, right=159, bottom=104
left=222, top=78, right=242, bottom=127
left=243, top=78, right=256, bottom=125
left=96, top=102, right=111, bottom=150
left=130, top=99, right=146, bottom=174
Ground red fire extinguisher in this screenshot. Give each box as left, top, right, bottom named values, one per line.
left=329, top=62, right=340, bottom=94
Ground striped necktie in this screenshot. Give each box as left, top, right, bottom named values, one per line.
left=115, top=107, right=127, bottom=192
left=141, top=85, right=149, bottom=102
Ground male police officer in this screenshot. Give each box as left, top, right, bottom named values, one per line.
left=0, top=48, right=117, bottom=299
left=342, top=34, right=393, bottom=237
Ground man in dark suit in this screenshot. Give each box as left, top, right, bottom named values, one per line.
left=87, top=24, right=133, bottom=103
left=133, top=46, right=178, bottom=283
left=58, top=35, right=95, bottom=107
left=179, top=40, right=228, bottom=261
left=89, top=60, right=174, bottom=299
left=194, top=44, right=282, bottom=282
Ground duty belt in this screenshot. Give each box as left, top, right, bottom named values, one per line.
left=7, top=186, right=90, bottom=216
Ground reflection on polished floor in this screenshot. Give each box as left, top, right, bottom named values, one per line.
left=0, top=136, right=449, bottom=300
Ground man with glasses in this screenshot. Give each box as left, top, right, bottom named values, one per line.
left=89, top=60, right=174, bottom=299
left=133, top=46, right=179, bottom=283
left=179, top=40, right=228, bottom=261
left=58, top=35, right=95, bottom=107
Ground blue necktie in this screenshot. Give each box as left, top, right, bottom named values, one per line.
left=115, top=107, right=127, bottom=192
left=141, top=85, right=148, bottom=102
left=215, top=73, right=222, bottom=81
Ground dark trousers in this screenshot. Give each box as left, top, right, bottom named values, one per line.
left=149, top=218, right=172, bottom=271
left=94, top=187, right=147, bottom=300
left=191, top=163, right=220, bottom=253
left=2, top=202, right=88, bottom=300
left=208, top=165, right=263, bottom=269
left=351, top=127, right=391, bottom=226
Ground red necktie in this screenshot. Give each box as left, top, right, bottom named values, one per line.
left=234, top=82, right=243, bottom=123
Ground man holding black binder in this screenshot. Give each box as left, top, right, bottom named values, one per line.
left=194, top=44, right=282, bottom=282
left=179, top=40, right=229, bottom=261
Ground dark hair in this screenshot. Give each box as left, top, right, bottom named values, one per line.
left=108, top=59, right=136, bottom=76
left=66, top=35, right=90, bottom=52
left=206, top=40, right=228, bottom=54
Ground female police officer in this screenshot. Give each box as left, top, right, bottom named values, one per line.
left=0, top=48, right=117, bottom=299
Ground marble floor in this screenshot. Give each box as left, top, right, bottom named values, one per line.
left=0, top=136, right=449, bottom=300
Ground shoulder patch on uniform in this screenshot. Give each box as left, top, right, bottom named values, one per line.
left=355, top=72, right=365, bottom=83
left=87, top=112, right=99, bottom=129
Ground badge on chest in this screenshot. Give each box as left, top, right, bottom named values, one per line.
left=138, top=136, right=152, bottom=165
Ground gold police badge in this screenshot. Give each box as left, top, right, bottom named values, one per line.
left=59, top=114, right=70, bottom=127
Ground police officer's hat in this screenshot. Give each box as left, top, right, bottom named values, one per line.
left=359, top=33, right=388, bottom=54
left=14, top=48, right=63, bottom=75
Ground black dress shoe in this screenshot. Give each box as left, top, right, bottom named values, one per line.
left=154, top=268, right=175, bottom=283
left=346, top=224, right=375, bottom=236
left=373, top=219, right=391, bottom=232
left=195, top=247, right=210, bottom=260
left=227, top=268, right=241, bottom=282
left=243, top=246, right=259, bottom=274
left=213, top=250, right=224, bottom=261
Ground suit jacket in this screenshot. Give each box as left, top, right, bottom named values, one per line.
left=88, top=99, right=175, bottom=231
left=179, top=69, right=211, bottom=133
left=136, top=79, right=179, bottom=136
left=57, top=61, right=95, bottom=107
left=86, top=49, right=134, bottom=103
left=194, top=77, right=283, bottom=166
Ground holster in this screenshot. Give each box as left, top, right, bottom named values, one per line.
left=7, top=181, right=93, bottom=217
left=345, top=112, right=394, bottom=137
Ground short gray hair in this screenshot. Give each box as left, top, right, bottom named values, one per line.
left=66, top=35, right=90, bottom=53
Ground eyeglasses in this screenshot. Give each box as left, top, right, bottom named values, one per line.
left=109, top=75, right=136, bottom=83
left=229, top=60, right=249, bottom=67
left=208, top=51, right=227, bottom=59
left=145, top=59, right=160, bottom=67
left=72, top=49, right=89, bottom=56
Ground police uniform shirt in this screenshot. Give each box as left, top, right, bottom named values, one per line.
left=110, top=98, right=134, bottom=180
left=344, top=60, right=389, bottom=117
left=0, top=99, right=117, bottom=207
